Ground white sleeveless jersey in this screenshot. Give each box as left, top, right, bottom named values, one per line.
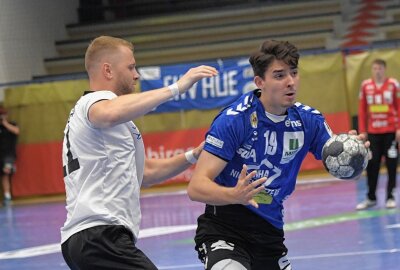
left=60, top=90, right=145, bottom=244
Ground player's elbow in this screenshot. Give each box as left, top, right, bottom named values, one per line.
left=13, top=127, right=20, bottom=135
left=187, top=180, right=201, bottom=202
left=141, top=180, right=152, bottom=188
left=187, top=188, right=198, bottom=202
left=187, top=184, right=195, bottom=201
left=141, top=165, right=157, bottom=188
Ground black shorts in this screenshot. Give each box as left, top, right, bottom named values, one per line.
left=195, top=204, right=290, bottom=270
left=61, top=225, right=158, bottom=270
left=0, top=156, right=16, bottom=175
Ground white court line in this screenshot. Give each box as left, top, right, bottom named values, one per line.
left=0, top=225, right=197, bottom=260
left=386, top=223, right=400, bottom=229
left=0, top=244, right=61, bottom=260
left=290, top=248, right=400, bottom=260
left=156, top=249, right=400, bottom=269
left=159, top=263, right=202, bottom=269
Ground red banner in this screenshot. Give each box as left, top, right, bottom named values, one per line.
left=143, top=127, right=207, bottom=185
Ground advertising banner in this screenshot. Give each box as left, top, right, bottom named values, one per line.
left=139, top=58, right=256, bottom=112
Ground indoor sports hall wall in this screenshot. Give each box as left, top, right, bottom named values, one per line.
left=4, top=80, right=88, bottom=196
left=4, top=48, right=399, bottom=197
left=345, top=49, right=400, bottom=117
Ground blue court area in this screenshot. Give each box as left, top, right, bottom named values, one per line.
left=1, top=173, right=400, bottom=270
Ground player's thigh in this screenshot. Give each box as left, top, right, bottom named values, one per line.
left=62, top=225, right=157, bottom=270
left=368, top=134, right=385, bottom=160
left=197, top=240, right=251, bottom=270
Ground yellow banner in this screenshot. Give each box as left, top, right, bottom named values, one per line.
left=299, top=52, right=348, bottom=114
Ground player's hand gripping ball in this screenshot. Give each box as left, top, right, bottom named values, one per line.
left=322, top=134, right=368, bottom=179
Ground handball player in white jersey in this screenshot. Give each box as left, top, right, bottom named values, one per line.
left=60, top=36, right=217, bottom=270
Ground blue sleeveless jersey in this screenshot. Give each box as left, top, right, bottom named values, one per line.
left=204, top=90, right=333, bottom=229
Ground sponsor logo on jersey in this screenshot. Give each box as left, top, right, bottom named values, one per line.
left=281, top=131, right=304, bottom=164
left=383, top=91, right=393, bottom=103
left=375, top=95, right=383, bottom=104
left=285, top=120, right=302, bottom=127
left=242, top=143, right=252, bottom=150
left=369, top=104, right=389, bottom=113
left=206, top=135, right=224, bottom=148
left=372, top=119, right=388, bottom=128
left=250, top=111, right=258, bottom=128
left=252, top=190, right=273, bottom=204
left=264, top=187, right=280, bottom=197
left=371, top=113, right=388, bottom=119
left=130, top=123, right=142, bottom=139
left=237, top=147, right=257, bottom=162
left=289, top=138, right=299, bottom=150
left=247, top=158, right=282, bottom=187
left=366, top=95, right=373, bottom=104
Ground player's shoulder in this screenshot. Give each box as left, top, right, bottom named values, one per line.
left=81, top=90, right=116, bottom=101
left=388, top=77, right=400, bottom=87
left=291, top=102, right=323, bottom=117
left=361, top=78, right=373, bottom=87
left=220, top=91, right=258, bottom=118
left=77, top=90, right=116, bottom=108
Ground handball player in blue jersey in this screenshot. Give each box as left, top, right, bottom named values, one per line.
left=188, top=40, right=369, bottom=270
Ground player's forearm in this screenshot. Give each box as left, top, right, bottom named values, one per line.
left=142, top=154, right=193, bottom=187
left=3, top=121, right=19, bottom=135
left=90, top=87, right=173, bottom=128
left=114, top=87, right=173, bottom=121
left=187, top=177, right=236, bottom=205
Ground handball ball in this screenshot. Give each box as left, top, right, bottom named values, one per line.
left=322, top=134, right=368, bottom=179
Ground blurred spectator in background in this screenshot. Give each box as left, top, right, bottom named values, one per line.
left=356, top=59, right=400, bottom=210
left=0, top=107, right=19, bottom=206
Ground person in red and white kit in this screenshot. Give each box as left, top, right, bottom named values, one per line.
left=356, top=59, right=400, bottom=210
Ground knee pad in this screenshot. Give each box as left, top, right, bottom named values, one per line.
left=210, top=259, right=248, bottom=270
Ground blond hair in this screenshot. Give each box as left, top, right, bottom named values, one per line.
left=85, top=36, right=134, bottom=74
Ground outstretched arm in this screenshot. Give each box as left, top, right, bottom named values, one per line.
left=142, top=143, right=203, bottom=187
left=88, top=65, right=218, bottom=128
left=187, top=151, right=266, bottom=208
